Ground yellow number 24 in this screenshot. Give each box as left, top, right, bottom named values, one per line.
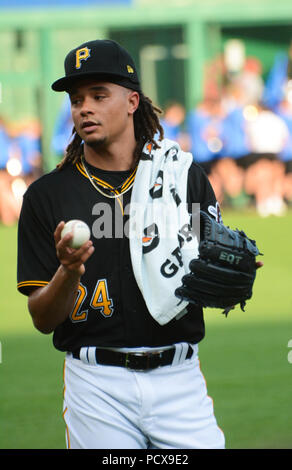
left=70, top=279, right=113, bottom=323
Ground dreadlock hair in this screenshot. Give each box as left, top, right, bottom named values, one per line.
left=56, top=92, right=164, bottom=171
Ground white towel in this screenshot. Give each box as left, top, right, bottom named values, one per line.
left=129, top=138, right=199, bottom=325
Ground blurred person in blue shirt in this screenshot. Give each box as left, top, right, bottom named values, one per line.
left=276, top=85, right=292, bottom=205
left=51, top=95, right=74, bottom=159
left=262, top=51, right=289, bottom=111
left=187, top=97, right=225, bottom=175
left=160, top=101, right=185, bottom=137
left=211, top=57, right=268, bottom=207
left=158, top=101, right=190, bottom=152
left=16, top=119, right=42, bottom=184
left=0, top=117, right=9, bottom=170
left=212, top=81, right=252, bottom=207
left=186, top=96, right=226, bottom=203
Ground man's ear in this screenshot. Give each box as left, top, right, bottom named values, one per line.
left=128, top=91, right=140, bottom=115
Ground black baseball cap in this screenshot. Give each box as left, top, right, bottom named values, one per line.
left=51, top=39, right=141, bottom=92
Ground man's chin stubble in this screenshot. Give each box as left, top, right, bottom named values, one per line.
left=85, top=137, right=107, bottom=150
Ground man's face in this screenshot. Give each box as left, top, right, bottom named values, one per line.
left=69, top=79, right=139, bottom=148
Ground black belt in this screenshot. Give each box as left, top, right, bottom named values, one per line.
left=71, top=346, right=194, bottom=371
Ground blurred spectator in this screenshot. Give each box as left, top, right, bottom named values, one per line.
left=51, top=95, right=73, bottom=158
left=0, top=117, right=9, bottom=171
left=0, top=118, right=22, bottom=225
left=160, top=101, right=190, bottom=151
left=0, top=118, right=42, bottom=226
left=186, top=97, right=226, bottom=202
left=224, top=57, right=264, bottom=110
left=160, top=101, right=184, bottom=140
left=243, top=103, right=289, bottom=216
left=212, top=80, right=252, bottom=207
left=262, top=52, right=289, bottom=111
left=276, top=84, right=292, bottom=205
left=15, top=119, right=42, bottom=185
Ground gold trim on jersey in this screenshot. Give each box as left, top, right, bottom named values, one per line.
left=75, top=160, right=137, bottom=195
left=17, top=280, right=49, bottom=290
left=121, top=167, right=137, bottom=192
left=76, top=161, right=114, bottom=190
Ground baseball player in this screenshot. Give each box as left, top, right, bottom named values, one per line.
left=17, top=39, right=225, bottom=449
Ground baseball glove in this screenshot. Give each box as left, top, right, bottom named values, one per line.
left=175, top=211, right=262, bottom=316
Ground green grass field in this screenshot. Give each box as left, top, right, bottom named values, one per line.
left=1, top=209, right=292, bottom=449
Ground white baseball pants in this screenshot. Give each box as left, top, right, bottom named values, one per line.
left=62, top=344, right=225, bottom=449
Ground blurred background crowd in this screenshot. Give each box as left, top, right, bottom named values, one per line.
left=0, top=117, right=42, bottom=226
left=1, top=37, right=292, bottom=225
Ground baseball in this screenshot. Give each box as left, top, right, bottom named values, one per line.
left=61, top=220, right=91, bottom=249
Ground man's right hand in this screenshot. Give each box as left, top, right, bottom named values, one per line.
left=28, top=222, right=95, bottom=334
left=54, top=221, right=95, bottom=277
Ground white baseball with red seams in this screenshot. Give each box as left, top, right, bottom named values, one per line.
left=61, top=220, right=91, bottom=249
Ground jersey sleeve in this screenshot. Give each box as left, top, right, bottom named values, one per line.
left=187, top=162, right=223, bottom=222
left=17, top=184, right=60, bottom=296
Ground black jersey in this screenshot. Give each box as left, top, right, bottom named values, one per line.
left=17, top=158, right=219, bottom=352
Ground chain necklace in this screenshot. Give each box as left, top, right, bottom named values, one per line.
left=81, top=155, right=135, bottom=199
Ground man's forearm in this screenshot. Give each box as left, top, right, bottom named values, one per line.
left=28, top=265, right=81, bottom=334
